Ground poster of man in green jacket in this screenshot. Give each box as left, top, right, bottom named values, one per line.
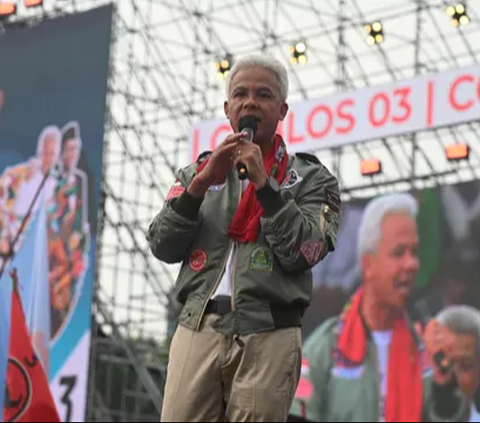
left=289, top=192, right=466, bottom=422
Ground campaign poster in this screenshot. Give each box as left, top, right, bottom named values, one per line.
left=0, top=5, right=113, bottom=421
left=303, top=180, right=480, bottom=338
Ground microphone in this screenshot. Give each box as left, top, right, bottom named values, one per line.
left=237, top=116, right=259, bottom=181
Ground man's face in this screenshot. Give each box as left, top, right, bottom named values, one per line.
left=224, top=65, right=288, bottom=143
left=40, top=135, right=58, bottom=172
left=62, top=138, right=81, bottom=170
left=362, top=213, right=420, bottom=310
left=447, top=332, right=480, bottom=401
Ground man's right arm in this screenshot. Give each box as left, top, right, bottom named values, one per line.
left=147, top=164, right=208, bottom=264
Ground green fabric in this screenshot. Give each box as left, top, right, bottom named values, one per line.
left=290, top=317, right=467, bottom=422
left=416, top=189, right=442, bottom=288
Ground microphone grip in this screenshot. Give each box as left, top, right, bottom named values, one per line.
left=434, top=351, right=452, bottom=375
left=237, top=162, right=248, bottom=180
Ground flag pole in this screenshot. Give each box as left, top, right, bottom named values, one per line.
left=0, top=170, right=51, bottom=281
left=9, top=267, right=18, bottom=294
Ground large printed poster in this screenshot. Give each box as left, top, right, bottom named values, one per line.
left=0, top=5, right=113, bottom=421
left=302, top=181, right=480, bottom=339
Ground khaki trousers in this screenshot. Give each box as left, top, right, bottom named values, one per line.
left=161, top=314, right=302, bottom=422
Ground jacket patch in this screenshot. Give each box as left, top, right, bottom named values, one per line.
left=166, top=180, right=185, bottom=200
left=295, top=376, right=314, bottom=401
left=189, top=249, right=207, bottom=272
left=248, top=247, right=273, bottom=271
left=332, top=365, right=365, bottom=380
left=300, top=241, right=324, bottom=266
left=281, top=169, right=303, bottom=190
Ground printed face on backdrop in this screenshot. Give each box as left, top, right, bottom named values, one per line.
left=39, top=135, right=59, bottom=174
left=447, top=331, right=480, bottom=401
left=362, top=212, right=420, bottom=310
left=62, top=138, right=81, bottom=171
left=224, top=65, right=289, bottom=144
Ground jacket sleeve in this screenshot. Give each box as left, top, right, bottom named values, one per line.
left=425, top=378, right=467, bottom=422
left=258, top=162, right=340, bottom=273
left=289, top=321, right=335, bottom=422
left=146, top=164, right=203, bottom=264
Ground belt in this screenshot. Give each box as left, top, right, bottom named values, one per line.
left=204, top=297, right=303, bottom=329
left=205, top=297, right=232, bottom=316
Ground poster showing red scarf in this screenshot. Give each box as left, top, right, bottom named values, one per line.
left=301, top=181, right=480, bottom=339
left=0, top=5, right=113, bottom=421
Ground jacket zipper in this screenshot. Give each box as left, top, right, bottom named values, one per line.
left=196, top=240, right=233, bottom=331
left=195, top=180, right=243, bottom=331
left=230, top=180, right=243, bottom=311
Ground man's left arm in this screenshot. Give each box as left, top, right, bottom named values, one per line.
left=256, top=164, right=340, bottom=273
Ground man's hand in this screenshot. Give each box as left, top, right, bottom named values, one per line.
left=233, top=140, right=269, bottom=189
left=424, top=320, right=455, bottom=386
left=188, top=132, right=247, bottom=198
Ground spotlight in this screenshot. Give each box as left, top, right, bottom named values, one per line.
left=290, top=41, right=308, bottom=65
left=360, top=159, right=382, bottom=176
left=215, top=54, right=233, bottom=80
left=365, top=21, right=384, bottom=46
left=0, top=1, right=16, bottom=18
left=445, top=143, right=469, bottom=161
left=24, top=0, right=42, bottom=7
left=446, top=3, right=470, bottom=27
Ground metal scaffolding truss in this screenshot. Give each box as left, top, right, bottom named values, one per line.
left=2, top=0, right=480, bottom=420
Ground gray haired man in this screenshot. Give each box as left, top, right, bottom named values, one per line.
left=436, top=305, right=480, bottom=422
left=148, top=54, right=340, bottom=422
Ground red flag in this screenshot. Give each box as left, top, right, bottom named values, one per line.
left=3, top=282, right=60, bottom=422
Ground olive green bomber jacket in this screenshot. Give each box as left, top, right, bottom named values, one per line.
left=289, top=317, right=467, bottom=422
left=147, top=151, right=341, bottom=336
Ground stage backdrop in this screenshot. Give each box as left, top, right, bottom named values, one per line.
left=302, top=180, right=480, bottom=339
left=0, top=5, right=112, bottom=421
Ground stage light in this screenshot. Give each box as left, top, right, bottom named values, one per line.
left=0, top=1, right=16, bottom=17
left=24, top=0, right=42, bottom=7
left=365, top=21, right=384, bottom=46
left=459, top=14, right=470, bottom=26
left=445, top=143, right=469, bottom=161
left=215, top=54, right=233, bottom=80
left=446, top=3, right=469, bottom=27
left=361, top=159, right=382, bottom=176
left=290, top=41, right=308, bottom=65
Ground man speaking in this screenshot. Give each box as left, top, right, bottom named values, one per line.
left=289, top=193, right=466, bottom=422
left=147, top=54, right=340, bottom=422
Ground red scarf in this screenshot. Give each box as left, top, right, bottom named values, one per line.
left=197, top=135, right=288, bottom=243
left=336, top=288, right=423, bottom=422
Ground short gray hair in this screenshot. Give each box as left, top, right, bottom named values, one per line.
left=437, top=305, right=480, bottom=351
left=357, top=192, right=418, bottom=258
left=36, top=125, right=61, bottom=157
left=225, top=54, right=289, bottom=102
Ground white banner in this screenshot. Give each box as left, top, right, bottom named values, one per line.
left=50, top=332, right=91, bottom=423
left=189, top=64, right=480, bottom=161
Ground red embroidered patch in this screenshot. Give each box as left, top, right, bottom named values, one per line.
left=189, top=249, right=207, bottom=272
left=166, top=181, right=185, bottom=200
left=300, top=241, right=324, bottom=266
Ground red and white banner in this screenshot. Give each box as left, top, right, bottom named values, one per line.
left=189, top=64, right=480, bottom=161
